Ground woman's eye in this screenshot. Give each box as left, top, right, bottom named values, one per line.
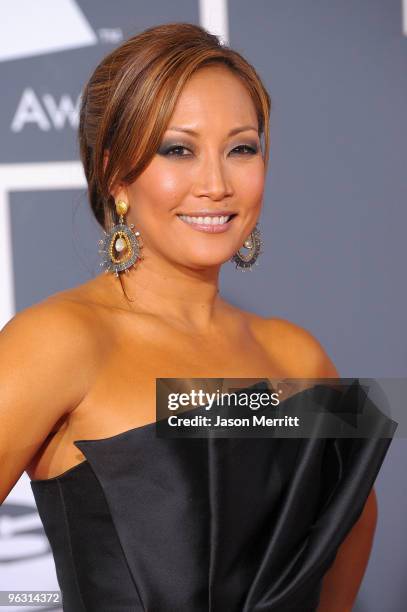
left=231, top=144, right=258, bottom=155
left=158, top=145, right=191, bottom=157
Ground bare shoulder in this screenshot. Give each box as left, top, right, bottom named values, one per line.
left=3, top=271, right=119, bottom=329
left=0, top=283, right=108, bottom=503
left=2, top=289, right=96, bottom=343
left=244, top=311, right=340, bottom=378
left=264, top=316, right=340, bottom=378
left=0, top=279, right=108, bottom=368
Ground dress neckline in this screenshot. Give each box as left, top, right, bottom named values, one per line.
left=30, top=420, right=159, bottom=484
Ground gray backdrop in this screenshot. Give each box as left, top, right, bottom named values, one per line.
left=0, top=1, right=405, bottom=610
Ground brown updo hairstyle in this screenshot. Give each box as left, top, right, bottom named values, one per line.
left=78, top=21, right=271, bottom=233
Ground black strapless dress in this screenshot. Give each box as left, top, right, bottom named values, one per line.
left=30, top=381, right=396, bottom=612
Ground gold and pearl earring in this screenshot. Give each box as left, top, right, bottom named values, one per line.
left=98, top=199, right=143, bottom=277
left=230, top=223, right=263, bottom=270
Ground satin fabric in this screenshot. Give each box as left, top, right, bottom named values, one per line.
left=30, top=383, right=396, bottom=611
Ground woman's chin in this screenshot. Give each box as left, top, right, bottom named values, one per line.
left=179, top=255, right=233, bottom=271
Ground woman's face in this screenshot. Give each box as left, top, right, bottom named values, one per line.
left=124, top=64, right=266, bottom=271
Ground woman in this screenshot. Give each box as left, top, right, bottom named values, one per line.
left=0, top=22, right=394, bottom=612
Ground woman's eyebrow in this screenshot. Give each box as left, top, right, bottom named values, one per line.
left=166, top=125, right=258, bottom=137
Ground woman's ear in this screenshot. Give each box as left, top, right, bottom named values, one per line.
left=111, top=184, right=129, bottom=204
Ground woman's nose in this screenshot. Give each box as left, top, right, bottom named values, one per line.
left=194, top=155, right=233, bottom=201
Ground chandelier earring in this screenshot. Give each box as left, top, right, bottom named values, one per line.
left=230, top=222, right=263, bottom=271
left=98, top=199, right=144, bottom=277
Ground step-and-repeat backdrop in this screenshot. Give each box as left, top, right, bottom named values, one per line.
left=1, top=1, right=406, bottom=610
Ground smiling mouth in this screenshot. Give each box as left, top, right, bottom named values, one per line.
left=176, top=213, right=237, bottom=226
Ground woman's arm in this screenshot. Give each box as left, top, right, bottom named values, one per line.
left=302, top=325, right=379, bottom=611
left=263, top=319, right=379, bottom=611
left=297, top=323, right=378, bottom=611
left=317, top=488, right=378, bottom=612
left=0, top=298, right=98, bottom=504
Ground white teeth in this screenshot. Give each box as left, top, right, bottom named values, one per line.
left=178, top=215, right=231, bottom=225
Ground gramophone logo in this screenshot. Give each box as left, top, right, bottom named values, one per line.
left=0, top=0, right=97, bottom=62
left=0, top=503, right=61, bottom=611
left=0, top=503, right=50, bottom=563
